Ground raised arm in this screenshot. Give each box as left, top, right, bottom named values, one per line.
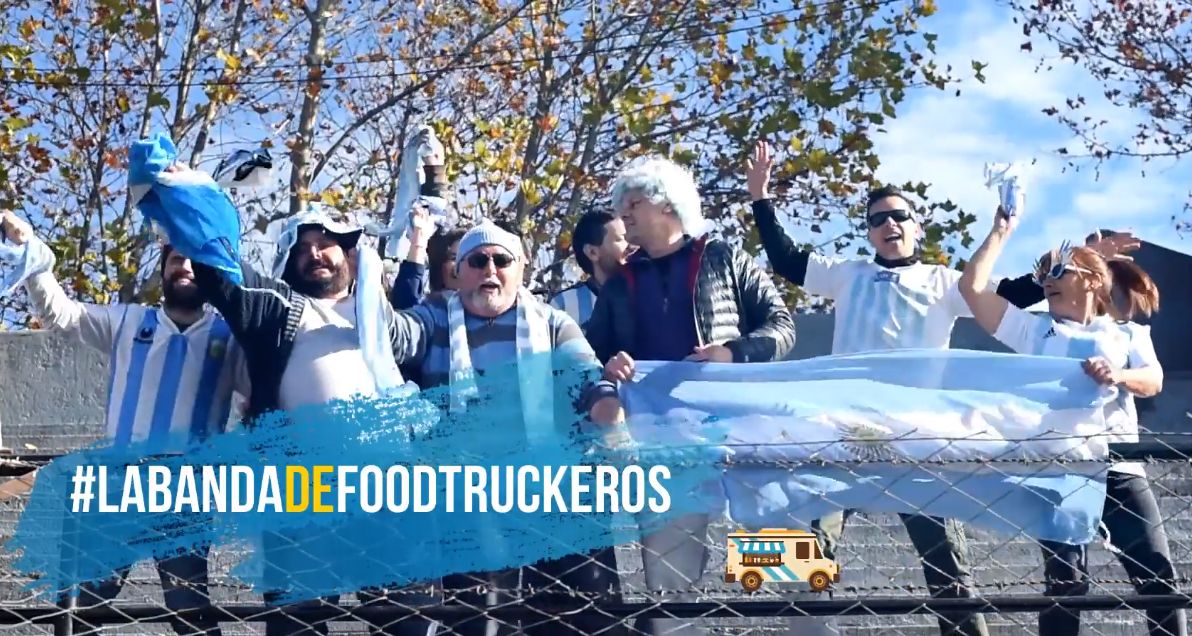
left=724, top=246, right=796, bottom=363
left=958, top=212, right=1015, bottom=335
left=747, top=142, right=814, bottom=286
left=387, top=302, right=435, bottom=366
left=995, top=274, right=1045, bottom=309
left=747, top=142, right=853, bottom=297
left=191, top=259, right=293, bottom=342
left=389, top=260, right=427, bottom=310
left=1, top=211, right=122, bottom=351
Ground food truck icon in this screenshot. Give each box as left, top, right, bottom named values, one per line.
left=724, top=528, right=840, bottom=593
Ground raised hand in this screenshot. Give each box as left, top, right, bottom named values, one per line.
left=0, top=210, right=32, bottom=246
left=745, top=140, right=774, bottom=202
left=1087, top=230, right=1142, bottom=262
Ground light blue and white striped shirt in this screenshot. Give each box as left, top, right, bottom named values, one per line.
left=994, top=306, right=1157, bottom=476
left=549, top=280, right=599, bottom=329
left=804, top=254, right=1005, bottom=355
left=25, top=271, right=250, bottom=447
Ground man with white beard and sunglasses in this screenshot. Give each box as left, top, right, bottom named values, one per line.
left=385, top=219, right=628, bottom=636
left=745, top=140, right=1140, bottom=636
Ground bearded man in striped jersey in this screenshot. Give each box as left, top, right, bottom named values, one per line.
left=1, top=209, right=246, bottom=636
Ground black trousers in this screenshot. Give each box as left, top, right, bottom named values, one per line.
left=814, top=511, right=988, bottom=636
left=62, top=550, right=222, bottom=636
left=1039, top=470, right=1186, bottom=636
left=438, top=546, right=626, bottom=636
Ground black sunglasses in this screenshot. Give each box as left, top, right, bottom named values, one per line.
left=465, top=252, right=516, bottom=270
left=866, top=209, right=913, bottom=229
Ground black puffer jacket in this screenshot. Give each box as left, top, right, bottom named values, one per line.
left=585, top=235, right=796, bottom=364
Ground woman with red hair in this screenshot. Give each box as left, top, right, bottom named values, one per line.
left=957, top=209, right=1183, bottom=636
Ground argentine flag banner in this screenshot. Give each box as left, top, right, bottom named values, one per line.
left=620, top=348, right=1115, bottom=546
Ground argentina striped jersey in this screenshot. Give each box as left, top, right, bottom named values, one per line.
left=549, top=280, right=598, bottom=329
left=994, top=306, right=1157, bottom=476
left=24, top=271, right=249, bottom=447
left=804, top=254, right=1003, bottom=355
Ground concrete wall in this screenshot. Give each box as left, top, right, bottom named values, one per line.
left=1, top=320, right=1190, bottom=636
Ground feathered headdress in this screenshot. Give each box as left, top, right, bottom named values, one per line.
left=1033, top=240, right=1090, bottom=285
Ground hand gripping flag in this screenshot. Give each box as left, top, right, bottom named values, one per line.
left=0, top=224, right=55, bottom=298
left=619, top=348, right=1116, bottom=546
left=128, top=133, right=244, bottom=285
left=984, top=161, right=1028, bottom=227
left=364, top=124, right=452, bottom=259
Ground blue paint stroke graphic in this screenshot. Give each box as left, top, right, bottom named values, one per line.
left=8, top=352, right=727, bottom=604
left=7, top=348, right=1117, bottom=602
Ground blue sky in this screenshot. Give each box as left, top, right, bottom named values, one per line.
left=16, top=1, right=1187, bottom=294
left=867, top=2, right=1191, bottom=278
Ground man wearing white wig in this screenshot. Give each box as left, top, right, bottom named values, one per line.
left=383, top=218, right=628, bottom=636
left=584, top=156, right=800, bottom=636
left=0, top=210, right=245, bottom=636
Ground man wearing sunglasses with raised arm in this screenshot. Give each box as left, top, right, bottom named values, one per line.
left=745, top=140, right=1140, bottom=636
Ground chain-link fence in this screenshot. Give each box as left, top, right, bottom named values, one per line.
left=1, top=438, right=1190, bottom=636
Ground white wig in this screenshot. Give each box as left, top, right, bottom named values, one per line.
left=610, top=156, right=708, bottom=236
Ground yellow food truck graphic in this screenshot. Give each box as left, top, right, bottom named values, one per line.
left=724, top=528, right=840, bottom=593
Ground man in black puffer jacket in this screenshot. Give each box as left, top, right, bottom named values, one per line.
left=584, top=156, right=797, bottom=636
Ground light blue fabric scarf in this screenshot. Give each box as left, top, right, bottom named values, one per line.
left=445, top=287, right=553, bottom=444
left=273, top=204, right=415, bottom=399
left=0, top=230, right=55, bottom=298
left=363, top=125, right=452, bottom=259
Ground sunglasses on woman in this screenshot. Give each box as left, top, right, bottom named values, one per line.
left=1033, top=242, right=1089, bottom=285
left=465, top=252, right=516, bottom=270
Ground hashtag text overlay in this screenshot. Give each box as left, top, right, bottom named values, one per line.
left=69, top=464, right=673, bottom=514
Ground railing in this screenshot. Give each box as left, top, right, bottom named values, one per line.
left=0, top=441, right=1190, bottom=636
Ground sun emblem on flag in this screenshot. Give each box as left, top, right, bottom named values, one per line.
left=840, top=421, right=904, bottom=462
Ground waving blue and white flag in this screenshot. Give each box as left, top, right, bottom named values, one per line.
left=620, top=348, right=1115, bottom=546
left=0, top=229, right=54, bottom=298
left=364, top=124, right=452, bottom=259
left=128, top=133, right=244, bottom=285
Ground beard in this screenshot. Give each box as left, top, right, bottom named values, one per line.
left=463, top=285, right=515, bottom=316
left=288, top=258, right=352, bottom=298
left=162, top=275, right=206, bottom=312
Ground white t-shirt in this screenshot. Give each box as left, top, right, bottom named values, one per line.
left=993, top=306, right=1159, bottom=476
left=805, top=254, right=983, bottom=355
left=278, top=297, right=378, bottom=411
